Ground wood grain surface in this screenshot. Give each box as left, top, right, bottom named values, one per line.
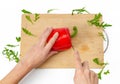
left=21, top=14, right=104, bottom=68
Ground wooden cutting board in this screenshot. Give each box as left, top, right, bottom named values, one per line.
left=21, top=14, right=104, bottom=69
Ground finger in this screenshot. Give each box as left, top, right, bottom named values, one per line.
left=90, top=70, right=96, bottom=84
left=38, top=27, right=53, bottom=47
left=74, top=50, right=82, bottom=70
left=83, top=61, right=90, bottom=80
left=45, top=32, right=59, bottom=52
left=82, top=61, right=89, bottom=71
left=47, top=51, right=58, bottom=58
left=95, top=72, right=99, bottom=84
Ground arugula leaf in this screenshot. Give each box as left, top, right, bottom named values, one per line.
left=98, top=32, right=106, bottom=41
left=88, top=13, right=112, bottom=29
left=101, top=23, right=112, bottom=29
left=25, top=15, right=33, bottom=24
left=104, top=70, right=110, bottom=75
left=70, top=26, right=78, bottom=38
left=6, top=44, right=19, bottom=47
left=34, top=13, right=40, bottom=22
left=47, top=9, right=58, bottom=13
left=72, top=7, right=90, bottom=15
left=22, top=27, right=35, bottom=36
left=22, top=9, right=32, bottom=14
left=93, top=58, right=104, bottom=66
left=2, top=47, right=19, bottom=63
left=16, top=37, right=21, bottom=42
left=97, top=63, right=108, bottom=80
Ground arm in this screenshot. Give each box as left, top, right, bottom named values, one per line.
left=1, top=61, right=32, bottom=84
left=1, top=28, right=59, bottom=84
left=74, top=50, right=98, bottom=84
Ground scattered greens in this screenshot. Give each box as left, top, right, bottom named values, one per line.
left=47, top=9, right=58, bottom=13
left=72, top=7, right=90, bottom=15
left=2, top=37, right=20, bottom=63
left=16, top=37, right=21, bottom=42
left=6, top=44, right=19, bottom=47
left=2, top=47, right=19, bottom=63
left=71, top=26, right=78, bottom=38
left=98, top=32, right=106, bottom=41
left=22, top=9, right=40, bottom=24
left=34, top=13, right=40, bottom=22
left=93, top=58, right=109, bottom=79
left=22, top=9, right=32, bottom=14
left=97, top=63, right=109, bottom=80
left=22, top=27, right=35, bottom=36
left=104, top=70, right=110, bottom=75
left=88, top=13, right=112, bottom=29
left=25, top=15, right=33, bottom=24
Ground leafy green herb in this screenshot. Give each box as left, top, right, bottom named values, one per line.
left=47, top=9, right=58, bottom=13
left=6, top=44, right=19, bottom=47
left=34, top=13, right=40, bottom=22
left=93, top=58, right=104, bottom=66
left=72, top=7, right=90, bottom=15
left=98, top=63, right=108, bottom=80
left=88, top=13, right=112, bottom=29
left=22, top=9, right=32, bottom=14
left=98, top=32, right=106, bottom=41
left=25, top=15, right=33, bottom=24
left=2, top=47, right=19, bottom=63
left=22, top=27, right=35, bottom=36
left=100, top=22, right=112, bottom=28
left=93, top=58, right=109, bottom=79
left=71, top=26, right=78, bottom=38
left=88, top=13, right=102, bottom=26
left=104, top=70, right=110, bottom=75
left=16, top=37, right=21, bottom=42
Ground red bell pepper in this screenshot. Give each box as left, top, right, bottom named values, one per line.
left=47, top=28, right=72, bottom=51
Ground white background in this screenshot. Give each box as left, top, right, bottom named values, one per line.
left=0, top=0, right=120, bottom=84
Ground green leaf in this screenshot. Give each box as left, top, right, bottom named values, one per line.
left=88, top=13, right=112, bottom=29
left=98, top=32, right=106, bottom=41
left=70, top=26, right=78, bottom=38
left=97, top=63, right=108, bottom=80
left=47, top=9, right=58, bottom=13
left=72, top=7, right=90, bottom=15
left=6, top=44, right=19, bottom=47
left=25, top=15, right=33, bottom=24
left=34, top=13, right=40, bottom=22
left=102, top=23, right=112, bottom=29
left=104, top=70, right=110, bottom=75
left=22, top=27, right=35, bottom=36
left=22, top=9, right=32, bottom=14
left=2, top=47, right=19, bottom=63
left=93, top=58, right=104, bottom=66
left=16, top=37, right=21, bottom=42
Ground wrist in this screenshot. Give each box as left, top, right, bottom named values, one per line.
left=20, top=59, right=33, bottom=71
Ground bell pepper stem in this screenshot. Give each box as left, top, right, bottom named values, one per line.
left=70, top=26, right=78, bottom=38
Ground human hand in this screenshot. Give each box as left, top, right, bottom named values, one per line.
left=21, top=27, right=59, bottom=69
left=74, top=50, right=98, bottom=84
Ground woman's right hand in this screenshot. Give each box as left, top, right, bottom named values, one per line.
left=74, top=50, right=98, bottom=84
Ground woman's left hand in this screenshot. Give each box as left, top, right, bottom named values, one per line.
left=21, top=27, right=59, bottom=69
